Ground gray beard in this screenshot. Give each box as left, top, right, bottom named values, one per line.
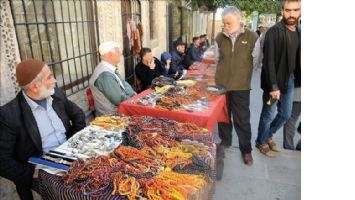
left=39, top=87, right=55, bottom=99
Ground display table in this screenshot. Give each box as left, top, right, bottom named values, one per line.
left=118, top=89, right=228, bottom=134
left=38, top=170, right=212, bottom=200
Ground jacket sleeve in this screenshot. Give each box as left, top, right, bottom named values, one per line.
left=155, top=58, right=166, bottom=76
left=0, top=109, right=34, bottom=187
left=263, top=28, right=279, bottom=91
left=135, top=63, right=150, bottom=88
left=58, top=89, right=86, bottom=135
left=170, top=53, right=179, bottom=74
left=191, top=47, right=202, bottom=62
left=119, top=73, right=136, bottom=97
left=170, top=52, right=184, bottom=75
left=95, top=72, right=131, bottom=105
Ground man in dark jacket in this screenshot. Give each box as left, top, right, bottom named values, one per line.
left=169, top=41, right=187, bottom=79
left=135, top=47, right=166, bottom=92
left=256, top=0, right=301, bottom=157
left=199, top=34, right=210, bottom=53
left=0, top=59, right=86, bottom=200
left=183, top=36, right=203, bottom=68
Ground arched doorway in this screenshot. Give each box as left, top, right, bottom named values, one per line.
left=121, top=0, right=142, bottom=88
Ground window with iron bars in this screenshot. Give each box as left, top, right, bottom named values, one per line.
left=10, top=0, right=100, bottom=96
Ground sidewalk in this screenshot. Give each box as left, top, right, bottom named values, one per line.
left=213, top=69, right=301, bottom=200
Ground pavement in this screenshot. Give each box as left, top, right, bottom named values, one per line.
left=212, top=69, right=301, bottom=200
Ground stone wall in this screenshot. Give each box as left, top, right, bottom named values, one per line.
left=96, top=0, right=125, bottom=78
left=147, top=0, right=168, bottom=58
left=0, top=0, right=21, bottom=106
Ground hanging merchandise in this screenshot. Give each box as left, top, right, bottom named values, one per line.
left=126, top=19, right=132, bottom=49
left=130, top=19, right=136, bottom=49
left=134, top=19, right=143, bottom=54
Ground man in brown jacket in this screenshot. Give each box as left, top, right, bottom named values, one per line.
left=215, top=6, right=260, bottom=171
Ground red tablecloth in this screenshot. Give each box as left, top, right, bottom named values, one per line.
left=118, top=89, right=228, bottom=133
left=202, top=57, right=215, bottom=64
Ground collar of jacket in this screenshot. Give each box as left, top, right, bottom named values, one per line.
left=19, top=92, right=43, bottom=152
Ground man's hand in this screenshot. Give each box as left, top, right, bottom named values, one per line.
left=166, top=60, right=171, bottom=69
left=174, top=71, right=179, bottom=78
left=269, top=90, right=280, bottom=100
left=149, top=60, right=156, bottom=69
left=33, top=169, right=39, bottom=178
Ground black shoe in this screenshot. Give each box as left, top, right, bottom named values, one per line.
left=242, top=153, right=253, bottom=166
left=296, top=140, right=301, bottom=151
left=217, top=144, right=227, bottom=159
left=297, top=122, right=301, bottom=134
left=216, top=157, right=224, bottom=181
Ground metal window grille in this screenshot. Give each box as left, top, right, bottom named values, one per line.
left=10, top=0, right=100, bottom=96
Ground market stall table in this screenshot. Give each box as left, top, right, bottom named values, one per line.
left=38, top=170, right=212, bottom=200
left=36, top=114, right=218, bottom=200
left=118, top=89, right=228, bottom=134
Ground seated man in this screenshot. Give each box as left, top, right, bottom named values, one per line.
left=89, top=41, right=136, bottom=116
left=184, top=36, right=203, bottom=68
left=199, top=34, right=210, bottom=53
left=161, top=51, right=183, bottom=80
left=135, top=48, right=166, bottom=92
left=0, top=59, right=86, bottom=200
left=169, top=41, right=187, bottom=79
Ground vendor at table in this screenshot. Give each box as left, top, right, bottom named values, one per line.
left=89, top=41, right=136, bottom=116
left=169, top=40, right=187, bottom=79
left=0, top=59, right=86, bottom=200
left=183, top=36, right=203, bottom=68
left=135, top=47, right=166, bottom=92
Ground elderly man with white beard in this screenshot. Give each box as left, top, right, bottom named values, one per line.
left=0, top=59, right=86, bottom=200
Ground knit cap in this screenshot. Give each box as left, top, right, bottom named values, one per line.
left=16, top=59, right=45, bottom=86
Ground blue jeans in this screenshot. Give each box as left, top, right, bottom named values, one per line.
left=256, top=77, right=295, bottom=145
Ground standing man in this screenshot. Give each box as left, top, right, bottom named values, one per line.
left=0, top=59, right=86, bottom=200
left=215, top=6, right=260, bottom=167
left=256, top=26, right=265, bottom=37
left=89, top=41, right=136, bottom=116
left=256, top=0, right=301, bottom=157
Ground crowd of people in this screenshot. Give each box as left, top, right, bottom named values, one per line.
left=0, top=0, right=300, bottom=199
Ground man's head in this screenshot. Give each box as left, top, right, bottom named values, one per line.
left=258, top=26, right=265, bottom=32
left=192, top=36, right=200, bottom=47
left=99, top=41, right=121, bottom=65
left=175, top=41, right=186, bottom=54
left=222, top=6, right=242, bottom=35
left=140, top=47, right=153, bottom=64
left=199, top=34, right=207, bottom=42
left=16, top=59, right=57, bottom=100
left=282, top=0, right=301, bottom=26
